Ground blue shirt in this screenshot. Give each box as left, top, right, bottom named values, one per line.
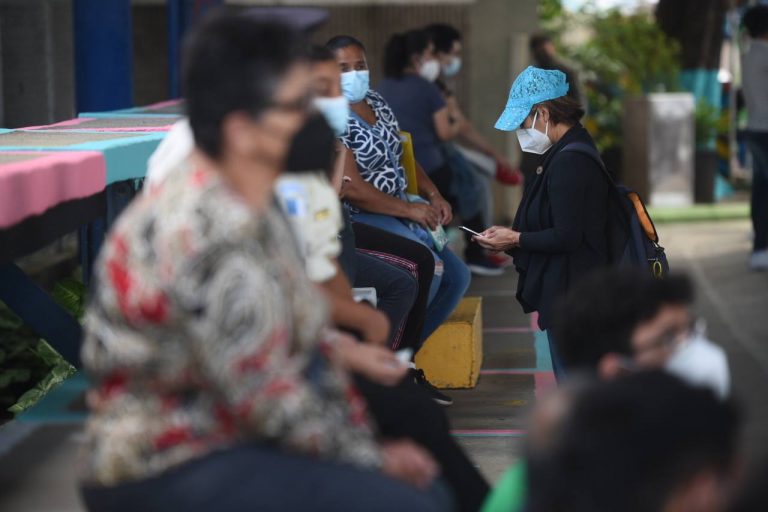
left=377, top=75, right=447, bottom=173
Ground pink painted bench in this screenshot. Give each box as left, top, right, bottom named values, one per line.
left=0, top=151, right=105, bottom=229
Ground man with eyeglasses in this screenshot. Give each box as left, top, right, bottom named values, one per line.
left=550, top=267, right=730, bottom=398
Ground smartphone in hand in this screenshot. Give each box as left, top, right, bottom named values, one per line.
left=459, top=225, right=484, bottom=237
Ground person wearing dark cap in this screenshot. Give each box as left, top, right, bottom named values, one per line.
left=78, top=12, right=453, bottom=512
left=472, top=66, right=611, bottom=381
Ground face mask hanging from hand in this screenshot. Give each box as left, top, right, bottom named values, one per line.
left=341, top=70, right=370, bottom=104
left=665, top=320, right=731, bottom=399
left=419, top=59, right=441, bottom=82
left=313, top=96, right=350, bottom=137
left=516, top=111, right=553, bottom=155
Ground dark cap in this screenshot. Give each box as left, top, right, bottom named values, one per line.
left=241, top=7, right=329, bottom=33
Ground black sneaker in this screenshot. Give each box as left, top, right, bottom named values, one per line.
left=413, top=369, right=453, bottom=406
left=466, top=256, right=505, bottom=277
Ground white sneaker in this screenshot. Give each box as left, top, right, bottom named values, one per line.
left=749, top=250, right=768, bottom=271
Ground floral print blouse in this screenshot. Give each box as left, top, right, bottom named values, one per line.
left=80, top=165, right=381, bottom=486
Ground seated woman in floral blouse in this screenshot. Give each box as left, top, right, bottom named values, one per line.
left=78, top=13, right=451, bottom=512
left=327, top=35, right=471, bottom=359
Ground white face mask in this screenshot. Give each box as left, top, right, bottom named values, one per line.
left=516, top=111, right=553, bottom=155
left=442, top=56, right=462, bottom=77
left=313, top=95, right=350, bottom=137
left=665, top=321, right=731, bottom=399
left=419, top=58, right=441, bottom=82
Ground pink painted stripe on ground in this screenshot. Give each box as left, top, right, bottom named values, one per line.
left=483, top=326, right=533, bottom=334
left=534, top=372, right=557, bottom=399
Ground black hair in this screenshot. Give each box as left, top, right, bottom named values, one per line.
left=527, top=371, right=741, bottom=512
left=551, top=269, right=694, bottom=371
left=182, top=11, right=307, bottom=159
left=536, top=95, right=585, bottom=125
left=383, top=29, right=429, bottom=79
left=424, top=23, right=461, bottom=54
left=529, top=32, right=552, bottom=52
left=326, top=35, right=366, bottom=53
left=309, top=44, right=335, bottom=63
left=743, top=5, right=768, bottom=39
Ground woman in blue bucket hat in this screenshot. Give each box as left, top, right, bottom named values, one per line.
left=472, top=66, right=611, bottom=381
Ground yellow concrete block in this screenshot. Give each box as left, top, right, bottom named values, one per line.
left=415, top=297, right=483, bottom=389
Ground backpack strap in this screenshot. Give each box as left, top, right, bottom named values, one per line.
left=563, top=142, right=660, bottom=244
left=561, top=142, right=616, bottom=186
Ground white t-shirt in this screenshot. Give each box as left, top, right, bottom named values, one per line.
left=145, top=118, right=342, bottom=283
left=275, top=174, right=343, bottom=283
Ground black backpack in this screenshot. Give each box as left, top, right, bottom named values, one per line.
left=562, top=142, right=669, bottom=278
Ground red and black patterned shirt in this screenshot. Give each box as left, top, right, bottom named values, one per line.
left=80, top=165, right=381, bottom=486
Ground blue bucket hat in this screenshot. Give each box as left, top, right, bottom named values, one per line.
left=494, top=66, right=570, bottom=131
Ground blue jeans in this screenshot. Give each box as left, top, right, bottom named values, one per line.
left=544, top=329, right=566, bottom=383
left=81, top=443, right=454, bottom=512
left=352, top=213, right=471, bottom=343
left=746, top=131, right=768, bottom=251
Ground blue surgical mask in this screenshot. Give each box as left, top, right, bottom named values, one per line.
left=442, top=57, right=462, bottom=77
left=341, top=70, right=370, bottom=104
left=313, top=95, right=350, bottom=136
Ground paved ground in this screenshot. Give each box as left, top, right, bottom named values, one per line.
left=1, top=219, right=767, bottom=510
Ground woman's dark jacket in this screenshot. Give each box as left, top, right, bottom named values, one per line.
left=510, top=124, right=610, bottom=330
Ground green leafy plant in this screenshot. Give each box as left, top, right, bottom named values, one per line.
left=0, top=274, right=83, bottom=419
left=558, top=8, right=681, bottom=153
left=695, top=99, right=721, bottom=150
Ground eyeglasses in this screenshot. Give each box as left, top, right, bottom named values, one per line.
left=264, top=94, right=312, bottom=114
left=633, top=316, right=701, bottom=358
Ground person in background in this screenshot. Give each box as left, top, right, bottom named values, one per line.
left=473, top=66, right=610, bottom=381
left=276, top=48, right=417, bottom=350
left=377, top=29, right=502, bottom=276
left=308, top=45, right=437, bottom=359
left=741, top=5, right=768, bottom=271
left=521, top=33, right=582, bottom=185
left=425, top=23, right=521, bottom=271
left=327, top=34, right=471, bottom=407
left=78, top=13, right=452, bottom=512
left=526, top=372, right=741, bottom=512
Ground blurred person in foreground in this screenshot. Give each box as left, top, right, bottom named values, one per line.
left=486, top=372, right=741, bottom=512
left=742, top=5, right=768, bottom=271
left=525, top=372, right=741, bottom=512
left=78, top=12, right=452, bottom=512
left=551, top=267, right=730, bottom=399
left=481, top=269, right=731, bottom=512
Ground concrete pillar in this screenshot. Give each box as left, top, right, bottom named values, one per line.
left=468, top=0, right=537, bottom=222
left=0, top=0, right=75, bottom=127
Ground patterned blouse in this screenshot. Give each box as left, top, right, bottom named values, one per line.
left=80, top=165, right=381, bottom=486
left=339, top=90, right=408, bottom=213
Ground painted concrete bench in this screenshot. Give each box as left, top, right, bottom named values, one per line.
left=415, top=296, right=483, bottom=389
